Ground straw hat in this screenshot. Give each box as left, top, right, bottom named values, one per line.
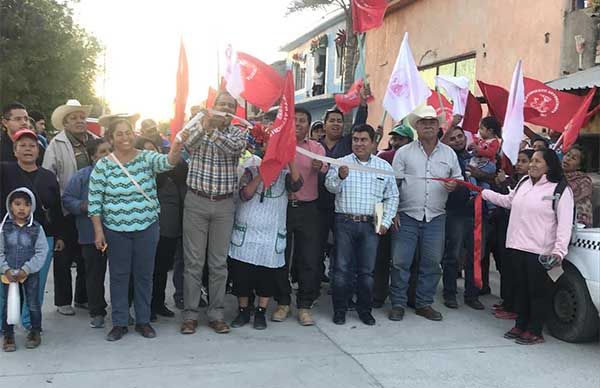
left=407, top=105, right=444, bottom=130
left=98, top=113, right=140, bottom=129
left=50, top=99, right=92, bottom=130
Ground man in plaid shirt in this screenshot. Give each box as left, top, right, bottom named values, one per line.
left=325, top=124, right=399, bottom=326
left=180, top=92, right=246, bottom=335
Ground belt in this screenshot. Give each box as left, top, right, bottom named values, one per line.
left=288, top=199, right=316, bottom=208
left=340, top=213, right=374, bottom=223
left=189, top=188, right=233, bottom=201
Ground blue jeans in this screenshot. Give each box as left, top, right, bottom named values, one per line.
left=2, top=273, right=41, bottom=334
left=442, top=213, right=479, bottom=300
left=0, top=237, right=53, bottom=329
left=105, top=222, right=159, bottom=327
left=390, top=213, right=445, bottom=308
left=332, top=214, right=380, bottom=314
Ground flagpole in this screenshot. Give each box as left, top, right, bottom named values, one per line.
left=552, top=133, right=564, bottom=150
left=379, top=110, right=388, bottom=128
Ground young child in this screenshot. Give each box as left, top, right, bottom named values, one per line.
left=62, top=138, right=111, bottom=329
left=467, top=117, right=501, bottom=190
left=0, top=188, right=49, bottom=352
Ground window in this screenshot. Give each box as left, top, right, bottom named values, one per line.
left=293, top=62, right=306, bottom=91
left=419, top=55, right=477, bottom=93
left=335, top=45, right=344, bottom=79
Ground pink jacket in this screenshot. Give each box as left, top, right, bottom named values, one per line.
left=482, top=175, right=574, bottom=258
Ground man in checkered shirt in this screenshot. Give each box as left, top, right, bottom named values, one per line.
left=325, top=124, right=399, bottom=326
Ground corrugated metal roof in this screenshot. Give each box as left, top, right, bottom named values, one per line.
left=546, top=66, right=600, bottom=90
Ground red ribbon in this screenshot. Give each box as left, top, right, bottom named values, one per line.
left=434, top=178, right=483, bottom=289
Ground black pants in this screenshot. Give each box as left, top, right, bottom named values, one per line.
left=152, top=236, right=178, bottom=310
left=512, top=249, right=554, bottom=336
left=81, top=244, right=107, bottom=317
left=275, top=202, right=322, bottom=308
left=318, top=207, right=335, bottom=279
left=53, top=216, right=87, bottom=306
left=373, top=231, right=391, bottom=303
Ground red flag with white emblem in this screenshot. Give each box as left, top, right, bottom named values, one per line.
left=259, top=71, right=296, bottom=187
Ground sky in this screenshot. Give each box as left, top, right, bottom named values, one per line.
left=72, top=0, right=336, bottom=121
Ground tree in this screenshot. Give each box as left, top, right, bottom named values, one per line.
left=287, top=0, right=358, bottom=99
left=0, top=0, right=103, bottom=129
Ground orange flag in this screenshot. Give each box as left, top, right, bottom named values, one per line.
left=170, top=39, right=189, bottom=142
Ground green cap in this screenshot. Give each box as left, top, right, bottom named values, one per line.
left=388, top=124, right=414, bottom=140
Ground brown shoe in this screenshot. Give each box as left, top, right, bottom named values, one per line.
left=415, top=306, right=443, bottom=321
left=3, top=335, right=16, bottom=352
left=271, top=305, right=290, bottom=322
left=208, top=320, right=230, bottom=334
left=297, top=308, right=315, bottom=326
left=180, top=319, right=198, bottom=335
left=135, top=324, right=156, bottom=339
left=25, top=330, right=41, bottom=349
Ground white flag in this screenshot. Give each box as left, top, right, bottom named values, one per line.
left=224, top=45, right=244, bottom=98
left=383, top=32, right=431, bottom=121
left=502, top=60, right=525, bottom=164
left=435, top=75, right=469, bottom=115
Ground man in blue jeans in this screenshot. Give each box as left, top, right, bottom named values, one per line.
left=441, top=127, right=484, bottom=310
left=325, top=124, right=399, bottom=326
left=390, top=106, right=462, bottom=322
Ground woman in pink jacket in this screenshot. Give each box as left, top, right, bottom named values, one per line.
left=482, top=149, right=574, bottom=345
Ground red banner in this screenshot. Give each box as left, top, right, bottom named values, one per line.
left=259, top=71, right=296, bottom=187
left=351, top=0, right=388, bottom=33
left=477, top=80, right=540, bottom=125
left=561, top=87, right=596, bottom=152
left=170, top=39, right=189, bottom=142
left=237, top=52, right=284, bottom=112
left=524, top=77, right=585, bottom=132
left=434, top=178, right=483, bottom=289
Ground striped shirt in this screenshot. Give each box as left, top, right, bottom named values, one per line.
left=325, top=153, right=399, bottom=228
left=88, top=150, right=173, bottom=232
left=185, top=123, right=246, bottom=195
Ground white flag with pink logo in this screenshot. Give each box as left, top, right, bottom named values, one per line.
left=435, top=75, right=469, bottom=115
left=383, top=32, right=431, bottom=121
left=501, top=60, right=525, bottom=164
left=224, top=44, right=244, bottom=98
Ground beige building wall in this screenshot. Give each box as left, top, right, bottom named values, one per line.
left=365, top=0, right=568, bottom=130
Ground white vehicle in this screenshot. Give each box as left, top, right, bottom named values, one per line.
left=547, top=173, right=600, bottom=342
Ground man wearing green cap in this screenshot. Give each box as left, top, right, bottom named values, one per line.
left=376, top=124, right=414, bottom=165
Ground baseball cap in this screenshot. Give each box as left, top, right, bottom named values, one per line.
left=12, top=129, right=38, bottom=142
left=388, top=124, right=414, bottom=140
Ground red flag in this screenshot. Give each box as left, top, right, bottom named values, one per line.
left=237, top=52, right=284, bottom=112
left=259, top=71, right=296, bottom=187
left=351, top=0, right=388, bottom=33
left=170, top=40, right=189, bottom=142
left=524, top=77, right=585, bottom=132
left=427, top=90, right=453, bottom=131
left=462, top=91, right=482, bottom=133
left=561, top=87, right=596, bottom=152
left=335, top=79, right=365, bottom=113
left=477, top=80, right=508, bottom=122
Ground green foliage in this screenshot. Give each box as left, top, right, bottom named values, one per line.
left=0, top=0, right=103, bottom=127
left=286, top=0, right=337, bottom=15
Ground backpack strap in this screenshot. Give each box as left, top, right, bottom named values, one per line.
left=513, top=175, right=530, bottom=192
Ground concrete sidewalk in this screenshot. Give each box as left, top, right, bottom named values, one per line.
left=0, top=271, right=598, bottom=388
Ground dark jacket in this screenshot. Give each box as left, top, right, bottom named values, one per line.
left=0, top=130, right=16, bottom=163
left=0, top=188, right=49, bottom=275
left=62, top=166, right=94, bottom=244
left=446, top=149, right=473, bottom=217
left=157, top=161, right=188, bottom=238
left=0, top=162, right=64, bottom=238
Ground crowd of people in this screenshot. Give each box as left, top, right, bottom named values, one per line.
left=0, top=89, right=591, bottom=352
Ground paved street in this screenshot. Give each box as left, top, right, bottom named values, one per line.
left=0, top=270, right=598, bottom=388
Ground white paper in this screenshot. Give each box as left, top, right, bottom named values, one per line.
left=374, top=203, right=384, bottom=232
left=7, top=282, right=20, bottom=325
left=547, top=266, right=564, bottom=283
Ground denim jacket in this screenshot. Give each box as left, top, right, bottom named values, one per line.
left=0, top=188, right=49, bottom=275
left=62, top=166, right=95, bottom=244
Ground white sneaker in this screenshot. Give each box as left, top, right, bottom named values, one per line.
left=57, top=305, right=75, bottom=316
left=90, top=315, right=105, bottom=328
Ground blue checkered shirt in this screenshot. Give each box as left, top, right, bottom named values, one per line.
left=185, top=123, right=246, bottom=195
left=325, top=153, right=399, bottom=228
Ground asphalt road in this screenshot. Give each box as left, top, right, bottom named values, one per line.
left=0, top=270, right=598, bottom=388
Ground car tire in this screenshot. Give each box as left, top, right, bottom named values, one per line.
left=547, top=265, right=599, bottom=343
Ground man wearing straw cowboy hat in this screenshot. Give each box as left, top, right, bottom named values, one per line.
left=43, top=99, right=97, bottom=316
left=389, top=105, right=462, bottom=322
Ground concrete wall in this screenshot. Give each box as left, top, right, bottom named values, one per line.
left=364, top=0, right=568, bottom=130
left=560, top=9, right=599, bottom=74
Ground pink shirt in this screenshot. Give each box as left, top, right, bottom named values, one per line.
left=482, top=175, right=574, bottom=258
left=292, top=139, right=327, bottom=201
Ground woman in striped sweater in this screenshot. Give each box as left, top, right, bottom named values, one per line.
left=88, top=114, right=187, bottom=342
